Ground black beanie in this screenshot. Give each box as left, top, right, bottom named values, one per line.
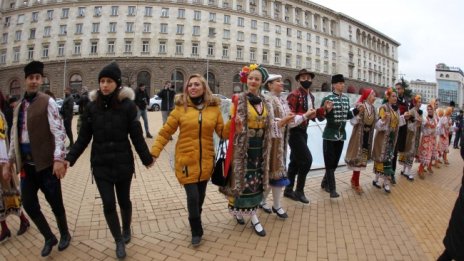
left=98, top=62, right=122, bottom=87
left=331, top=74, right=345, bottom=84
left=24, top=61, right=44, bottom=78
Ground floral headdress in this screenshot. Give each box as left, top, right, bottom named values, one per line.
left=412, top=94, right=421, bottom=106
left=239, top=64, right=269, bottom=84
left=382, top=87, right=397, bottom=104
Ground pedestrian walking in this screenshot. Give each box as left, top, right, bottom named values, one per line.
left=61, top=88, right=74, bottom=148
left=134, top=83, right=153, bottom=138
left=157, top=81, right=176, bottom=125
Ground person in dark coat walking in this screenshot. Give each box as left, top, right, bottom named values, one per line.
left=437, top=135, right=464, bottom=261
left=65, top=62, right=154, bottom=259
left=61, top=88, right=74, bottom=147
left=134, top=83, right=152, bottom=138
left=76, top=86, right=90, bottom=134
left=157, top=81, right=176, bottom=125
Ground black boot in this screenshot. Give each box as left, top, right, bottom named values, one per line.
left=321, top=174, right=328, bottom=191
left=295, top=174, right=309, bottom=204
left=188, top=217, right=203, bottom=247
left=32, top=215, right=58, bottom=257
left=56, top=214, right=71, bottom=251
left=121, top=207, right=132, bottom=244
left=327, top=170, right=339, bottom=198
left=104, top=211, right=126, bottom=259
left=283, top=187, right=296, bottom=200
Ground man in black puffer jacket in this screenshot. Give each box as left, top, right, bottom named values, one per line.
left=65, top=62, right=154, bottom=259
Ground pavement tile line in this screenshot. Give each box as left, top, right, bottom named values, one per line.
left=0, top=113, right=461, bottom=261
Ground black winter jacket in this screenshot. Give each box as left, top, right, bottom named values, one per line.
left=134, top=88, right=150, bottom=110
left=65, top=87, right=153, bottom=182
left=156, top=88, right=175, bottom=111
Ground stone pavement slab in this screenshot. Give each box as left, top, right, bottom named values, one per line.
left=0, top=112, right=461, bottom=261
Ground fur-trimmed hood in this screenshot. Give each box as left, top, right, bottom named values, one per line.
left=89, top=86, right=135, bottom=102
left=174, top=93, right=221, bottom=107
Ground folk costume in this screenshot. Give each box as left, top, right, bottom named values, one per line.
left=372, top=88, right=406, bottom=193
left=417, top=104, right=438, bottom=178
left=392, top=91, right=410, bottom=175
left=285, top=69, right=323, bottom=203
left=345, top=89, right=376, bottom=194
left=398, top=95, right=423, bottom=180
left=318, top=74, right=354, bottom=198
left=437, top=107, right=452, bottom=165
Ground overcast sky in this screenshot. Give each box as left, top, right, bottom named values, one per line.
left=311, top=0, right=464, bottom=82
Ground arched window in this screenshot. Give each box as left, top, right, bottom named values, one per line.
left=9, top=79, right=21, bottom=98
left=283, top=79, right=292, bottom=92
left=204, top=72, right=216, bottom=93
left=232, top=74, right=242, bottom=93
left=137, top=71, right=151, bottom=95
left=69, top=73, right=82, bottom=93
left=41, top=76, right=50, bottom=92
left=171, top=70, right=184, bottom=93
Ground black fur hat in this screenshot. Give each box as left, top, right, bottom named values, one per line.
left=24, top=61, right=44, bottom=78
left=98, top=62, right=122, bottom=87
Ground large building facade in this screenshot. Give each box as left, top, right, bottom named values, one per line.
left=409, top=79, right=437, bottom=104
left=0, top=0, right=399, bottom=98
left=436, top=63, right=464, bottom=108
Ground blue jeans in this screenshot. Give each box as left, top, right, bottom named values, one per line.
left=137, top=108, right=150, bottom=134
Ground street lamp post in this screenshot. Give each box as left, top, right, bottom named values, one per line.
left=63, top=57, right=67, bottom=98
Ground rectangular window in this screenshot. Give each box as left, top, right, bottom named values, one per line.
left=275, top=52, right=280, bottom=64
left=44, top=26, right=51, bottom=37
left=192, top=43, right=199, bottom=56
left=263, top=22, right=269, bottom=31
left=94, top=6, right=102, bottom=17
left=236, top=46, right=243, bottom=59
left=75, top=24, right=82, bottom=34
left=275, top=38, right=281, bottom=47
left=160, top=23, right=168, bottom=33
left=262, top=50, right=268, bottom=63
left=32, top=11, right=39, bottom=22
left=307, top=32, right=311, bottom=41
left=250, top=48, right=256, bottom=61
left=161, top=8, right=169, bottom=17
left=145, top=7, right=152, bottom=17
left=324, top=38, right=328, bottom=47
left=275, top=25, right=281, bottom=34
left=109, top=22, right=117, bottom=33
left=178, top=9, right=185, bottom=18
left=13, top=48, right=20, bottom=62
left=111, top=6, right=119, bottom=16
left=251, top=34, right=257, bottom=43
left=47, top=10, right=53, bottom=20
left=237, top=31, right=244, bottom=41
left=223, top=15, right=230, bottom=24
left=316, top=36, right=320, bottom=44
left=286, top=28, right=292, bottom=37
left=208, top=27, right=215, bottom=37
left=297, top=43, right=302, bottom=52
left=15, top=30, right=22, bottom=41
left=194, top=11, right=201, bottom=20
left=42, top=44, right=49, bottom=58
left=159, top=41, right=166, bottom=53
left=223, top=29, right=230, bottom=39
left=125, top=40, right=132, bottom=53
left=29, top=28, right=36, bottom=39
left=58, top=44, right=65, bottom=56
left=207, top=44, right=214, bottom=56
left=107, top=41, right=115, bottom=53
left=332, top=40, right=336, bottom=49
left=209, top=12, right=216, bottom=22
left=192, top=26, right=200, bottom=36
left=307, top=45, right=311, bottom=54
left=17, top=14, right=24, bottom=25
left=306, top=57, right=312, bottom=69
left=3, top=17, right=10, bottom=27
left=324, top=50, right=328, bottom=59
left=175, top=42, right=183, bottom=54
left=237, top=17, right=244, bottom=27
left=78, top=7, right=85, bottom=17
left=0, top=50, right=6, bottom=64
left=263, top=36, right=269, bottom=45
left=74, top=42, right=81, bottom=55
left=172, top=25, right=182, bottom=35
left=90, top=41, right=98, bottom=54
left=297, top=30, right=302, bottom=39
left=286, top=55, right=291, bottom=66
left=143, top=23, right=151, bottom=33
left=316, top=48, right=320, bottom=56
left=251, top=20, right=257, bottom=29
left=142, top=41, right=149, bottom=53
left=126, top=22, right=134, bottom=33
left=1, top=33, right=7, bottom=44
left=222, top=45, right=229, bottom=58
left=128, top=6, right=136, bottom=16
left=28, top=46, right=34, bottom=60
left=296, top=55, right=301, bottom=67
left=91, top=23, right=100, bottom=33
left=286, top=40, right=292, bottom=50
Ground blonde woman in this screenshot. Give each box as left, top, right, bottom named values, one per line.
left=151, top=74, right=225, bottom=246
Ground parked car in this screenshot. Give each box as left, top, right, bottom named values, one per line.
left=55, top=99, right=79, bottom=115
left=148, top=95, right=162, bottom=111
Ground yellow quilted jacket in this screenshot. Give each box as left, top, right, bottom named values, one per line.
left=151, top=94, right=226, bottom=185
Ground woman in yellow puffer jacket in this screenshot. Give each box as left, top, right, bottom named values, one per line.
left=151, top=74, right=226, bottom=247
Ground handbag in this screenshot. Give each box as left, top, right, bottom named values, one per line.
left=211, top=139, right=230, bottom=186
left=212, top=95, right=238, bottom=187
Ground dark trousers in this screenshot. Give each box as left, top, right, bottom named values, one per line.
left=21, top=164, right=67, bottom=240
left=63, top=118, right=73, bottom=146
left=184, top=181, right=208, bottom=219
left=454, top=129, right=462, bottom=148
left=94, top=177, right=132, bottom=215
left=286, top=129, right=312, bottom=192
left=322, top=140, right=344, bottom=192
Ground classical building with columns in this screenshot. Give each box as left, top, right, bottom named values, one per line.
left=0, top=0, right=399, bottom=98
left=409, top=79, right=437, bottom=104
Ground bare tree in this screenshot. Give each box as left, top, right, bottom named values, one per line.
left=121, top=68, right=137, bottom=87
